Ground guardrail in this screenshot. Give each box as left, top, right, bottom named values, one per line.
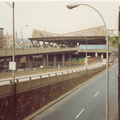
left=0, top=65, right=103, bottom=86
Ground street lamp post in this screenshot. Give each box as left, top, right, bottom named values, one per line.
left=118, top=6, right=120, bottom=120
left=12, top=2, right=15, bottom=83
left=7, top=2, right=16, bottom=83
left=66, top=4, right=109, bottom=120
left=84, top=38, right=88, bottom=75
left=6, top=2, right=16, bottom=120
left=85, top=38, right=88, bottom=66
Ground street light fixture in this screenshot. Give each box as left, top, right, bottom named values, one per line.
left=66, top=3, right=109, bottom=120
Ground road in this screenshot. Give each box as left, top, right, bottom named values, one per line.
left=0, top=62, right=103, bottom=85
left=32, top=63, right=118, bottom=120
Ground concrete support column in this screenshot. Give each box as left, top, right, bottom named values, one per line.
left=40, top=42, right=43, bottom=48
left=28, top=56, right=33, bottom=70
left=62, top=53, right=65, bottom=67
left=69, top=54, right=72, bottom=66
left=48, top=42, right=50, bottom=47
left=30, top=40, right=35, bottom=47
left=43, top=55, right=46, bottom=68
left=27, top=56, right=30, bottom=68
left=16, top=56, right=20, bottom=70
left=43, top=41, right=45, bottom=47
left=37, top=41, right=41, bottom=47
left=46, top=54, right=49, bottom=68
left=19, top=56, right=21, bottom=69
left=3, top=58, right=7, bottom=72
left=54, top=54, right=57, bottom=67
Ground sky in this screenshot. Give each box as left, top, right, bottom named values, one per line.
left=0, top=0, right=120, bottom=39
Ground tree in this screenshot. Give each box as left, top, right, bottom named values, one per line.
left=109, top=36, right=120, bottom=46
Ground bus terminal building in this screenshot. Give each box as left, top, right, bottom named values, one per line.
left=0, top=26, right=118, bottom=72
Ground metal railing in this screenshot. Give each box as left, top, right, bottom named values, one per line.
left=0, top=64, right=103, bottom=86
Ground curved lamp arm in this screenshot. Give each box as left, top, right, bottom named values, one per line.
left=66, top=4, right=108, bottom=39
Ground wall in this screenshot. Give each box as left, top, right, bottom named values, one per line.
left=0, top=66, right=105, bottom=120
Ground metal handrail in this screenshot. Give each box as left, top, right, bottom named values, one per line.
left=0, top=65, right=103, bottom=85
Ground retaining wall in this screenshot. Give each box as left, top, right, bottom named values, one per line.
left=0, top=66, right=105, bottom=120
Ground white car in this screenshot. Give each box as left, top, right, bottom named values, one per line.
left=101, top=59, right=114, bottom=66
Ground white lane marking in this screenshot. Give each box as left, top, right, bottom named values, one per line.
left=75, top=109, right=84, bottom=119
left=94, top=91, right=99, bottom=98
left=112, top=76, right=114, bottom=79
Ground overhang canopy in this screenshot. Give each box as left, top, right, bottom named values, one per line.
left=28, top=36, right=106, bottom=45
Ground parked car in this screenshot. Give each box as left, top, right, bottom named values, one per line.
left=102, top=58, right=114, bottom=66
left=109, top=59, right=114, bottom=63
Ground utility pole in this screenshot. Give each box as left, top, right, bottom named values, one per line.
left=118, top=6, right=120, bottom=120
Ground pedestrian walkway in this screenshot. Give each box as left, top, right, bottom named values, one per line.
left=0, top=65, right=81, bottom=79
left=0, top=62, right=100, bottom=79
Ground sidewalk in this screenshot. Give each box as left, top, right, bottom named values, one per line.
left=0, top=62, right=100, bottom=79
left=0, top=65, right=83, bottom=79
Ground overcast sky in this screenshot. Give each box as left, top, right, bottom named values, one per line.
left=0, top=0, right=120, bottom=39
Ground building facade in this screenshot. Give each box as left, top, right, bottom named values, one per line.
left=0, top=28, right=4, bottom=49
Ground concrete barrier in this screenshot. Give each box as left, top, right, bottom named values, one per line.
left=0, top=66, right=104, bottom=98
left=0, top=84, right=14, bottom=97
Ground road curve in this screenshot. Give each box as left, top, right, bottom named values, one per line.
left=32, top=63, right=118, bottom=120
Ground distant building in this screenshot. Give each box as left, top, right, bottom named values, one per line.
left=0, top=28, right=4, bottom=49
left=0, top=28, right=30, bottom=49
left=4, top=33, right=14, bottom=49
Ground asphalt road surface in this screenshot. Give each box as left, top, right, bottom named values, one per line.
left=32, top=63, right=118, bottom=120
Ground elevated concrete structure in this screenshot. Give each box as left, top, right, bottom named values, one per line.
left=32, top=26, right=113, bottom=37
left=29, top=26, right=109, bottom=47
left=0, top=26, right=117, bottom=72
left=29, top=36, right=106, bottom=45
left=0, top=47, right=78, bottom=57
left=30, top=26, right=115, bottom=46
